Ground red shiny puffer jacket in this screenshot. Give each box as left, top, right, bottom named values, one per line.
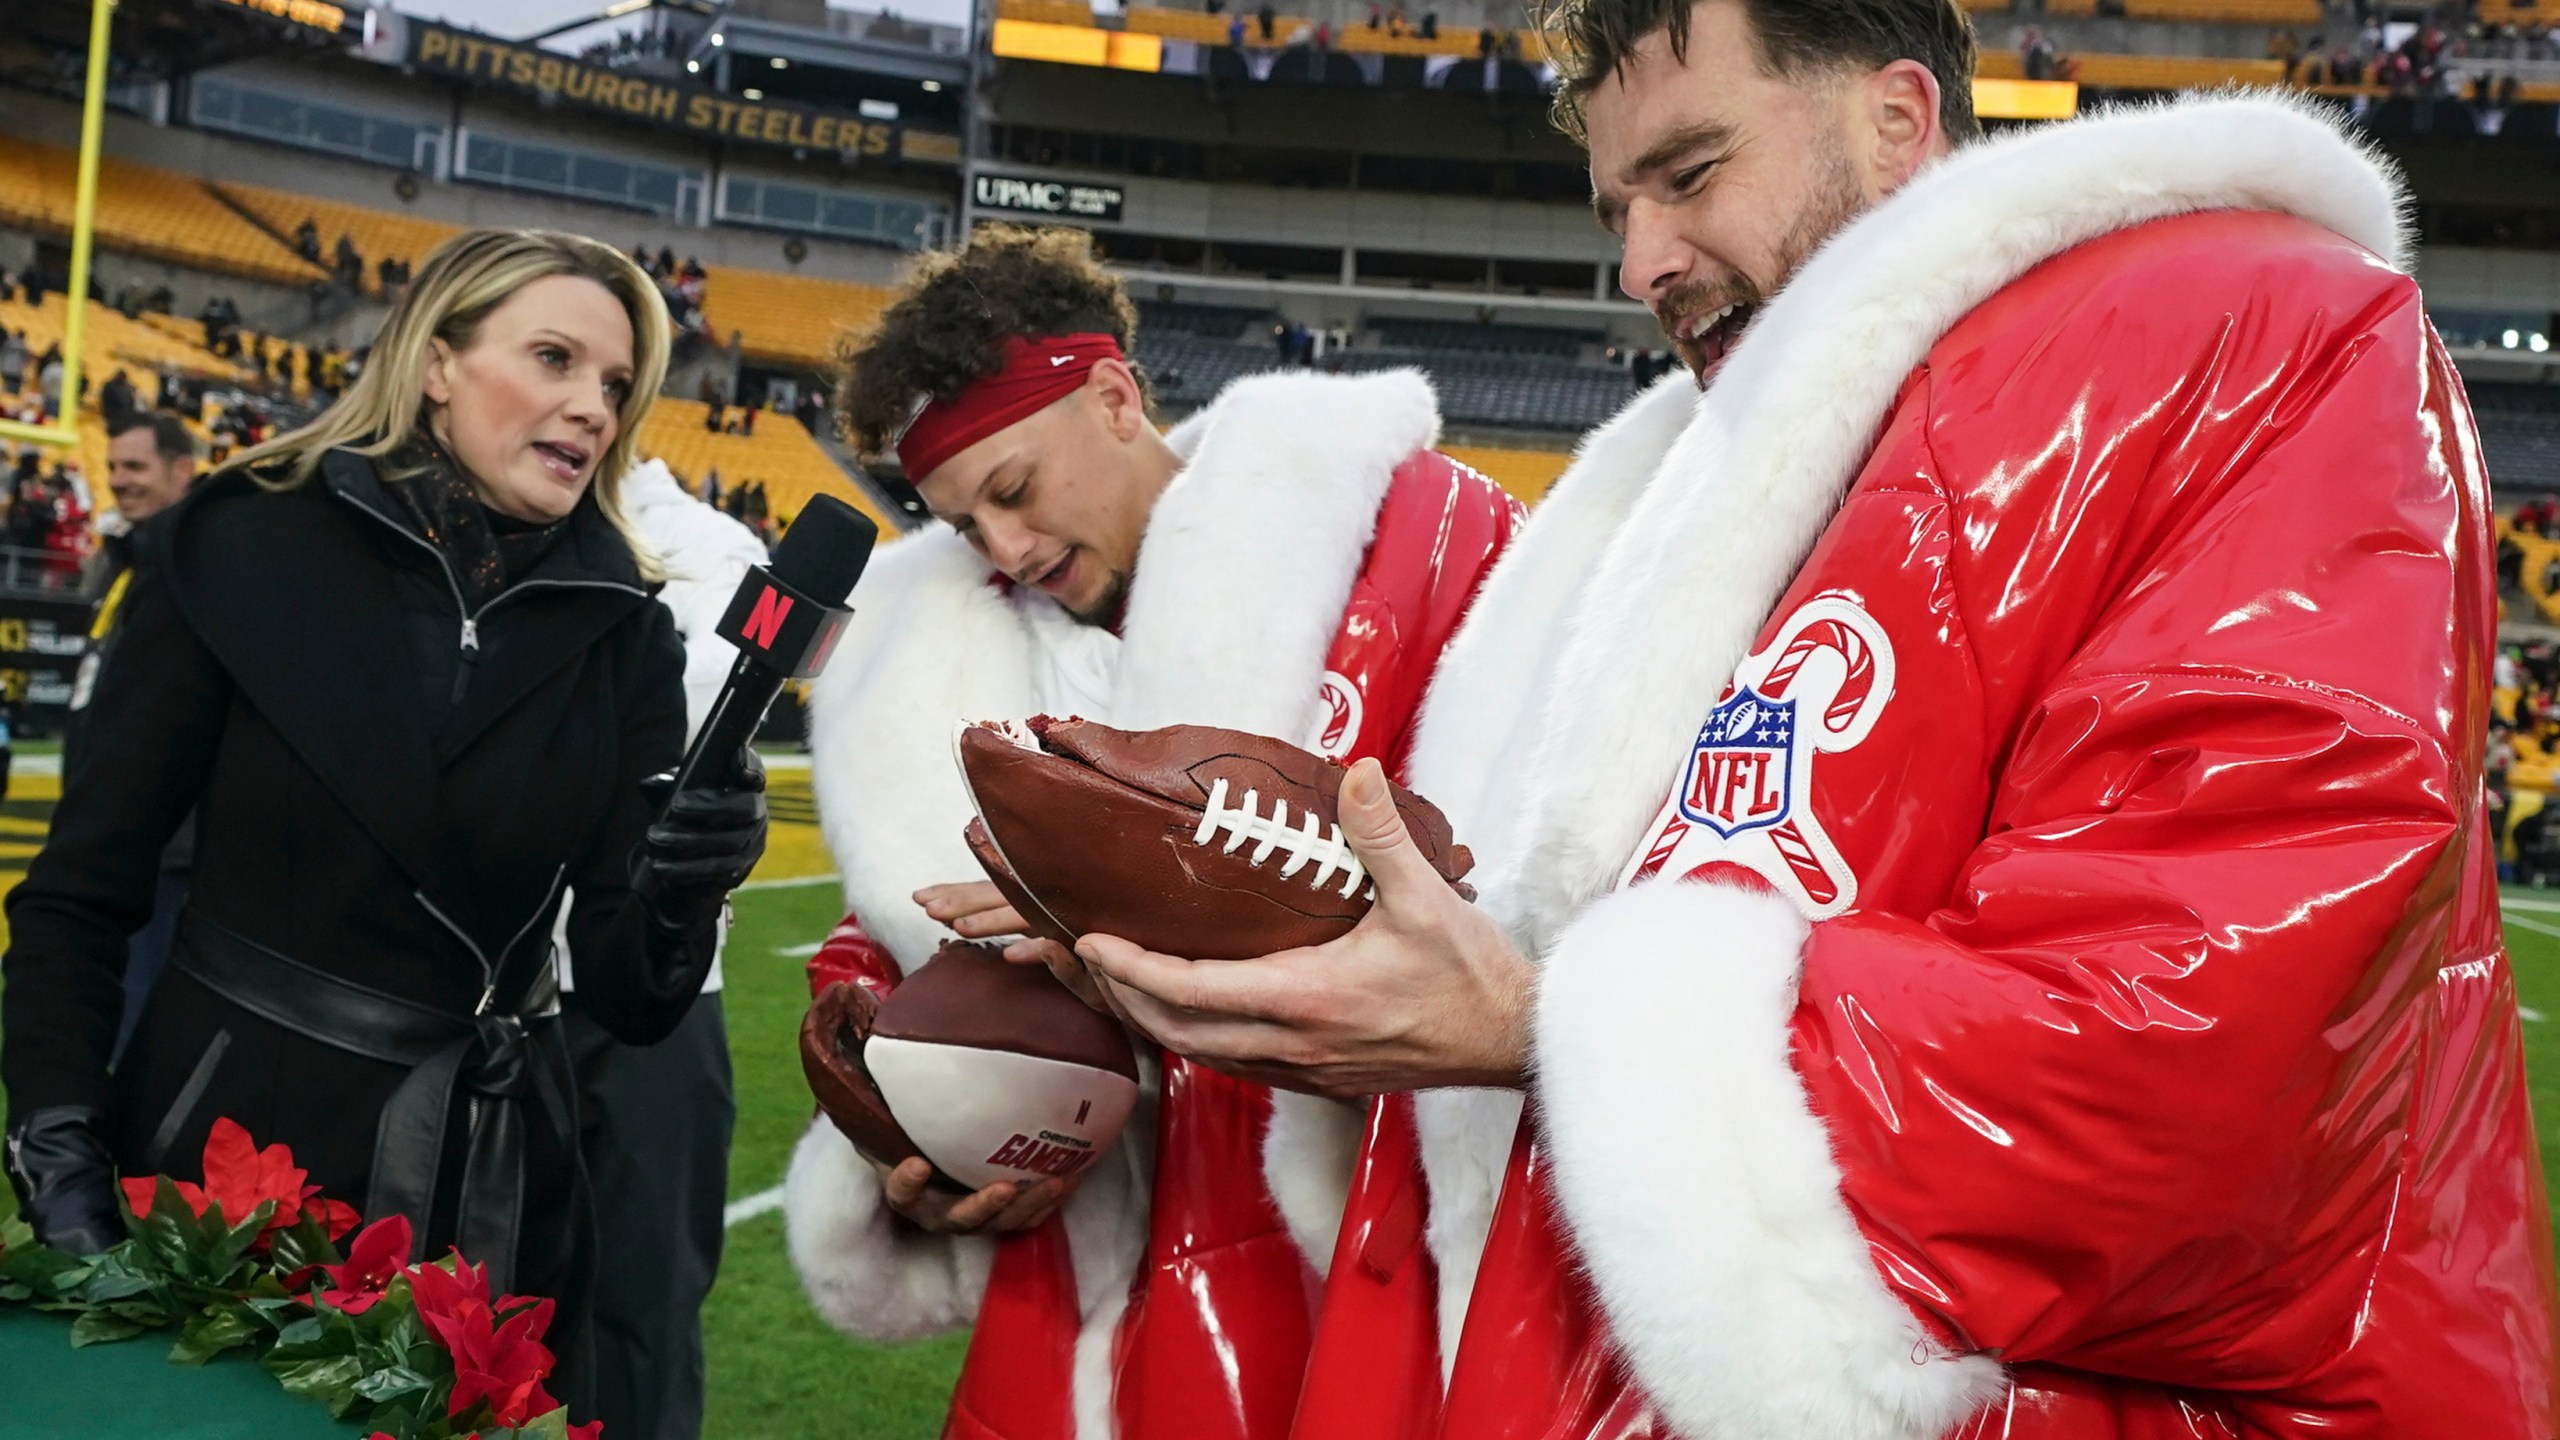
left=1323, top=210, right=2560, bottom=1440
left=810, top=451, right=1521, bottom=1440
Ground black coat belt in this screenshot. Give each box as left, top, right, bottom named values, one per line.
left=166, top=910, right=570, bottom=1294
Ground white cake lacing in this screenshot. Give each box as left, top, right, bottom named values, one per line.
left=1191, top=778, right=1373, bottom=899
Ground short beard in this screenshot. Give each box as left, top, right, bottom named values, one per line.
left=1658, top=132, right=1868, bottom=377
left=1065, top=568, right=1130, bottom=629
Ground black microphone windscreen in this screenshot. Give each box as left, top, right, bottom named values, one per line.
left=770, top=494, right=879, bottom=609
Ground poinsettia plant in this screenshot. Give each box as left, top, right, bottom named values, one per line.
left=0, top=1118, right=600, bottom=1440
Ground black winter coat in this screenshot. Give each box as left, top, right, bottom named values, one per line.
left=0, top=448, right=703, bottom=1310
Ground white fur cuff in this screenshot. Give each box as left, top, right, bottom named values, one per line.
left=1533, top=881, right=2005, bottom=1440
left=783, top=1117, right=996, bottom=1342
left=1263, top=1090, right=1363, bottom=1274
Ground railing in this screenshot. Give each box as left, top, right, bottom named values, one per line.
left=0, top=544, right=100, bottom=598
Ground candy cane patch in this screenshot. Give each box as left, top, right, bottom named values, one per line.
left=1623, top=596, right=1896, bottom=920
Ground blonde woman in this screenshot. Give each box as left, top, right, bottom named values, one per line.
left=0, top=231, right=765, bottom=1396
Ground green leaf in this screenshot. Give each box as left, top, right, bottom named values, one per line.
left=169, top=1303, right=259, bottom=1365
left=68, top=1308, right=149, bottom=1347
left=268, top=1351, right=367, bottom=1403
left=266, top=1215, right=342, bottom=1277
left=352, top=1362, right=437, bottom=1405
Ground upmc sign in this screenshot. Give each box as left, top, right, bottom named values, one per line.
left=973, top=171, right=1126, bottom=223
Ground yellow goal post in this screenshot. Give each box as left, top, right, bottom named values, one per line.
left=0, top=0, right=117, bottom=451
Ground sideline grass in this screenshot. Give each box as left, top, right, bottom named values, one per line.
left=709, top=876, right=968, bottom=1440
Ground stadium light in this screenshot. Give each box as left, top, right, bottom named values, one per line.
left=2537, top=334, right=2552, bottom=354
left=710, top=31, right=724, bottom=44
left=687, top=58, right=700, bottom=70
left=922, top=79, right=943, bottom=91
left=743, top=87, right=764, bottom=98
left=772, top=56, right=787, bottom=68
left=2507, top=329, right=2523, bottom=348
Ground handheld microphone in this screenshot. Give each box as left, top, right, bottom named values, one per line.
left=669, top=493, right=880, bottom=800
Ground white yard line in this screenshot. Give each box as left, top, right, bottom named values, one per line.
left=2502, top=895, right=2560, bottom=913
left=776, top=940, right=826, bottom=956
left=724, top=1185, right=787, bottom=1228
left=2506, top=910, right=2560, bottom=942
left=738, top=873, right=839, bottom=892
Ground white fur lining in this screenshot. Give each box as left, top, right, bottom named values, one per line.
left=1396, top=93, right=2409, bottom=1401
left=1536, top=882, right=2008, bottom=1440
left=789, top=367, right=1444, bottom=1434
left=1261, top=1092, right=1365, bottom=1268
left=783, top=1118, right=997, bottom=1341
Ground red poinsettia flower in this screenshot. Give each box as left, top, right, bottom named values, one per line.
left=123, top=1119, right=315, bottom=1238
left=569, top=1422, right=603, bottom=1439
left=119, top=1174, right=211, bottom=1221
left=303, top=1191, right=361, bottom=1241
left=408, top=1254, right=566, bottom=1429
left=311, top=1215, right=412, bottom=1315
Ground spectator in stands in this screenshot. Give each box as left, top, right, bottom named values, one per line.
left=145, top=284, right=173, bottom=315
left=294, top=217, right=321, bottom=263
left=1259, top=0, right=1277, bottom=39
left=0, top=330, right=24, bottom=396
left=1368, top=1, right=1381, bottom=26
left=335, top=234, right=364, bottom=290
left=1420, top=10, right=1437, bottom=39
left=1481, top=23, right=1499, bottom=56
left=378, top=255, right=401, bottom=297
left=657, top=244, right=678, bottom=278
left=738, top=403, right=758, bottom=437
left=2269, top=27, right=2302, bottom=80
left=98, top=370, right=137, bottom=429
left=1229, top=11, right=1247, bottom=45
left=34, top=346, right=63, bottom=420
left=20, top=269, right=43, bottom=308
left=1, top=231, right=754, bottom=1440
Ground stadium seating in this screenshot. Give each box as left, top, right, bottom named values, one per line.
left=212, top=182, right=465, bottom=295
left=1371, top=316, right=1600, bottom=360
left=1135, top=299, right=1275, bottom=340
left=636, top=397, right=892, bottom=531
left=0, top=141, right=327, bottom=290
left=2040, top=0, right=2321, bottom=20
left=699, top=267, right=894, bottom=369
left=1440, top=442, right=1569, bottom=504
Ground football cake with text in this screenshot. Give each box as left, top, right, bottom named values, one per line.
left=800, top=939, right=1140, bottom=1192
left=955, top=716, right=1474, bottom=960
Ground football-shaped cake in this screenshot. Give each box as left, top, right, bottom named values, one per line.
left=800, top=940, right=1140, bottom=1192
left=955, top=717, right=1473, bottom=961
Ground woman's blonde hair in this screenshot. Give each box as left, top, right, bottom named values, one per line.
left=228, top=228, right=672, bottom=563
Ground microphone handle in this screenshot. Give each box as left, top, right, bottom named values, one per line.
left=666, top=650, right=788, bottom=806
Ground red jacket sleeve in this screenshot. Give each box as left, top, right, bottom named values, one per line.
left=807, top=909, right=901, bottom=1001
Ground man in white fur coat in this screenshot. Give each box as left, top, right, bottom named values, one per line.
left=1074, top=3, right=2560, bottom=1437
left=779, top=226, right=1520, bottom=1440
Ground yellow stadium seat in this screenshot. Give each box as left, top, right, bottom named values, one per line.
left=1439, top=443, right=1570, bottom=505
left=0, top=141, right=325, bottom=289
left=698, top=267, right=894, bottom=369
left=636, top=398, right=892, bottom=532
left=211, top=182, right=466, bottom=296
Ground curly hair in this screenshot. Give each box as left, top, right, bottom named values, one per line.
left=834, top=225, right=1150, bottom=462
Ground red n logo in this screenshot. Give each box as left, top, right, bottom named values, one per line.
left=741, top=586, right=793, bottom=650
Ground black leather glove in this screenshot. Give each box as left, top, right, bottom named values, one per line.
left=5, top=1106, right=125, bottom=1255
left=633, top=747, right=769, bottom=935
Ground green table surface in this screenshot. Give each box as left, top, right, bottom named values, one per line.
left=0, top=1304, right=363, bottom=1438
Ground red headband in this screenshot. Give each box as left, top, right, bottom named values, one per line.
left=894, top=332, right=1124, bottom=482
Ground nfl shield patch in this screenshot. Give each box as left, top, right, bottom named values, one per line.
left=1677, top=686, right=1795, bottom=838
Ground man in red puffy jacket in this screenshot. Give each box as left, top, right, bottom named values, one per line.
left=780, top=225, right=1519, bottom=1440
left=1077, top=2, right=2560, bottom=1436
